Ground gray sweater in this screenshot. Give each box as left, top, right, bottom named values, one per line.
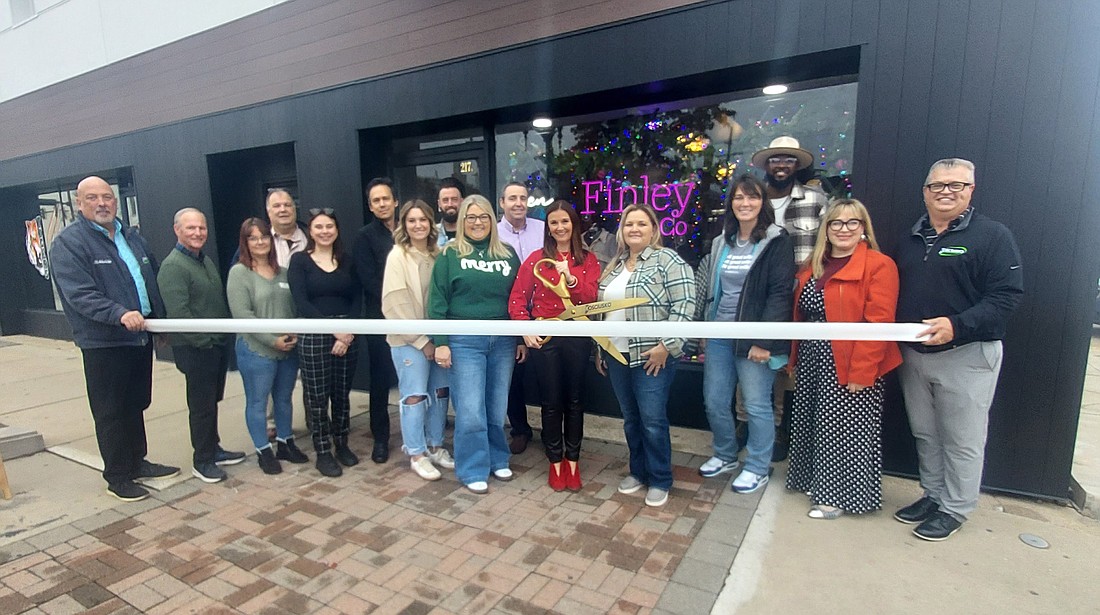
left=226, top=264, right=297, bottom=359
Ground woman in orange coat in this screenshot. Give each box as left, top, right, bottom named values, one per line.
left=786, top=199, right=902, bottom=519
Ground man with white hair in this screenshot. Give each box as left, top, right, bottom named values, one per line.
left=894, top=158, right=1023, bottom=541
left=158, top=208, right=245, bottom=484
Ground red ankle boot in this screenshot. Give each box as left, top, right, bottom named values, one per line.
left=565, top=460, right=582, bottom=492
left=548, top=462, right=566, bottom=491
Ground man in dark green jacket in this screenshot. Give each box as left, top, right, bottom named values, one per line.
left=157, top=208, right=244, bottom=484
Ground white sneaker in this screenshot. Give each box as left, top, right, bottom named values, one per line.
left=618, top=475, right=645, bottom=494
left=731, top=469, right=769, bottom=494
left=427, top=447, right=455, bottom=469
left=492, top=468, right=514, bottom=481
left=645, top=487, right=669, bottom=507
left=698, top=456, right=740, bottom=478
left=466, top=481, right=488, bottom=494
left=410, top=456, right=441, bottom=481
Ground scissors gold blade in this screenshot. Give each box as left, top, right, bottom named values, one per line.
left=530, top=259, right=647, bottom=364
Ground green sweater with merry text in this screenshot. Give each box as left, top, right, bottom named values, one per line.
left=426, top=238, right=519, bottom=346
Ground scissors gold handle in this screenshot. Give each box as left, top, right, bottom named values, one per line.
left=529, top=259, right=647, bottom=364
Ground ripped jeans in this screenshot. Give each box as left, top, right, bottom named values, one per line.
left=390, top=344, right=449, bottom=456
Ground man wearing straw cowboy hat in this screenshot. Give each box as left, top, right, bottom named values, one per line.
left=746, top=136, right=829, bottom=461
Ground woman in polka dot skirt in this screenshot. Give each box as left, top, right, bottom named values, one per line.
left=786, top=199, right=902, bottom=519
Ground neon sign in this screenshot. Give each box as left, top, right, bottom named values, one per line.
left=579, top=175, right=694, bottom=236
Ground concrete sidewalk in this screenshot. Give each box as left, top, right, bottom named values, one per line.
left=1, top=334, right=1098, bottom=614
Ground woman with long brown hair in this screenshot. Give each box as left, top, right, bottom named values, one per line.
left=509, top=200, right=600, bottom=491
left=287, top=209, right=363, bottom=478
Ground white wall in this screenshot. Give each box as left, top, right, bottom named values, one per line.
left=0, top=0, right=288, bottom=103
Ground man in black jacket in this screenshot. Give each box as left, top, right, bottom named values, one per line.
left=893, top=158, right=1023, bottom=541
left=50, top=176, right=179, bottom=502
left=353, top=177, right=398, bottom=462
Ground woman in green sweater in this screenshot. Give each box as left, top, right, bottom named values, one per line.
left=227, top=218, right=308, bottom=475
left=428, top=195, right=523, bottom=494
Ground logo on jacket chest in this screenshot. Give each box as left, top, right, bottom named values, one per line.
left=938, top=246, right=968, bottom=257
left=460, top=258, right=512, bottom=277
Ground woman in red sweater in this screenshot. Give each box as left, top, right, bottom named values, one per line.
left=786, top=199, right=902, bottom=519
left=508, top=201, right=601, bottom=491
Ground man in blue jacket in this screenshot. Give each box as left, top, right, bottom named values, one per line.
left=50, top=176, right=179, bottom=502
left=894, top=159, right=1024, bottom=541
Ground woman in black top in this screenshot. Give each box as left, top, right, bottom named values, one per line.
left=288, top=209, right=363, bottom=478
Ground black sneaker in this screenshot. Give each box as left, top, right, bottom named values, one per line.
left=912, top=511, right=963, bottom=541
left=214, top=447, right=246, bottom=466
left=257, top=447, right=282, bottom=475
left=132, top=459, right=180, bottom=480
left=335, top=443, right=360, bottom=467
left=316, top=452, right=342, bottom=477
left=276, top=439, right=309, bottom=464
left=894, top=496, right=940, bottom=524
left=192, top=462, right=228, bottom=484
left=107, top=481, right=149, bottom=502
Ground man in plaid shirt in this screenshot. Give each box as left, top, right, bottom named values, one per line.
left=746, top=136, right=828, bottom=460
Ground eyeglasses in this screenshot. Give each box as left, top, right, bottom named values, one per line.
left=924, top=182, right=973, bottom=193
left=767, top=156, right=800, bottom=165
left=308, top=208, right=335, bottom=216
left=247, top=235, right=271, bottom=243
left=827, top=219, right=864, bottom=232
left=464, top=214, right=492, bottom=223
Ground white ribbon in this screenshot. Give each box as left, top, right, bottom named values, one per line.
left=145, top=318, right=928, bottom=342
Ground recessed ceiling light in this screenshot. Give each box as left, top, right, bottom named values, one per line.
left=532, top=117, right=553, bottom=129
left=762, top=84, right=788, bottom=95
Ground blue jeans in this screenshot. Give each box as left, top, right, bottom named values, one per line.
left=606, top=359, right=678, bottom=490
left=235, top=338, right=299, bottom=450
left=702, top=338, right=776, bottom=476
left=448, top=335, right=515, bottom=484
left=391, top=344, right=449, bottom=456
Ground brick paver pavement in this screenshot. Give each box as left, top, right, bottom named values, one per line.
left=1, top=435, right=758, bottom=615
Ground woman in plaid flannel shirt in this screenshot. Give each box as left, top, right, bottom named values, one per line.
left=596, top=203, right=696, bottom=508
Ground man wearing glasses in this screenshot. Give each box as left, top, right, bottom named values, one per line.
left=353, top=177, right=398, bottom=463
left=749, top=136, right=829, bottom=461
left=894, top=158, right=1023, bottom=541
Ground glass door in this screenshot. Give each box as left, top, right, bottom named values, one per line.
left=389, top=127, right=492, bottom=213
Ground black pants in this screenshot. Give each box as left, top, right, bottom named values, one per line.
left=364, top=333, right=394, bottom=441
left=507, top=359, right=532, bottom=437
left=82, top=343, right=153, bottom=485
left=173, top=344, right=228, bottom=465
left=299, top=333, right=359, bottom=454
left=530, top=337, right=588, bottom=462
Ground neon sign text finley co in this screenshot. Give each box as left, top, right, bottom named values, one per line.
left=579, top=175, right=694, bottom=236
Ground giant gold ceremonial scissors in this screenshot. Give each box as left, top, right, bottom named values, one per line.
left=531, top=258, right=648, bottom=365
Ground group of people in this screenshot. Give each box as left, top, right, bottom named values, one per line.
left=51, top=135, right=1022, bottom=543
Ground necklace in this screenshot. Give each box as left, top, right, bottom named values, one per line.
left=735, top=235, right=750, bottom=248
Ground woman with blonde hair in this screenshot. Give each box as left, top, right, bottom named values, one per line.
left=382, top=200, right=454, bottom=481
left=596, top=203, right=696, bottom=507
left=427, top=195, right=523, bottom=494
left=786, top=198, right=902, bottom=519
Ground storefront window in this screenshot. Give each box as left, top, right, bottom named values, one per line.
left=495, top=82, right=857, bottom=267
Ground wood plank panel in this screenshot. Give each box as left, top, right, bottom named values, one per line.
left=0, top=0, right=702, bottom=161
